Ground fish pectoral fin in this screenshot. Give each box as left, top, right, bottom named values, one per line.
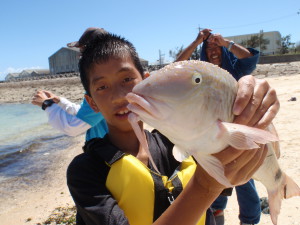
left=172, top=146, right=190, bottom=162
left=193, top=153, right=233, bottom=187
left=221, top=122, right=279, bottom=150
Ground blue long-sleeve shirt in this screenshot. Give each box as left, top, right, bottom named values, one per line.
left=200, top=41, right=260, bottom=81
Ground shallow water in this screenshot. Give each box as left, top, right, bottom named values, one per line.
left=0, top=103, right=80, bottom=193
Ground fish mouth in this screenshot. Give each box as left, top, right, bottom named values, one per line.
left=126, top=92, right=164, bottom=120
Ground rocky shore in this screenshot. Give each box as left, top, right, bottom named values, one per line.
left=1, top=62, right=300, bottom=104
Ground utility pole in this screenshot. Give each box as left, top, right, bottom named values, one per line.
left=197, top=25, right=205, bottom=32
left=158, top=50, right=165, bottom=66
left=259, top=30, right=263, bottom=55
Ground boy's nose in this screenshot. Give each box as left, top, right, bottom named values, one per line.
left=111, top=86, right=129, bottom=103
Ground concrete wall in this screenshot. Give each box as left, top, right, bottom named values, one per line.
left=259, top=54, right=300, bottom=64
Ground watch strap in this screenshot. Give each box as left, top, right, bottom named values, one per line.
left=227, top=41, right=235, bottom=52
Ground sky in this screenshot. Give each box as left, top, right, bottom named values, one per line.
left=0, top=0, right=299, bottom=80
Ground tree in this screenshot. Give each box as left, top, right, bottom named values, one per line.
left=239, top=30, right=269, bottom=53
left=295, top=41, right=300, bottom=53
left=169, top=44, right=202, bottom=61
left=190, top=45, right=201, bottom=60
left=278, top=34, right=295, bottom=54
left=169, top=45, right=184, bottom=61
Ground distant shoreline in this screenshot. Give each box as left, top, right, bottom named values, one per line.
left=1, top=62, right=300, bottom=104
left=0, top=77, right=84, bottom=104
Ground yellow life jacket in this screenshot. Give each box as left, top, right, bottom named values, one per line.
left=106, top=154, right=206, bottom=225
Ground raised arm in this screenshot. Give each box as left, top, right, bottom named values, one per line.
left=32, top=90, right=91, bottom=136
left=175, top=29, right=211, bottom=62
left=208, top=33, right=254, bottom=59
left=46, top=104, right=91, bottom=136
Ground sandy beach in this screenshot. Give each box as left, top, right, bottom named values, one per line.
left=225, top=73, right=300, bottom=225
left=0, top=63, right=300, bottom=224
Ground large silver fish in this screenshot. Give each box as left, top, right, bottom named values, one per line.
left=126, top=60, right=300, bottom=225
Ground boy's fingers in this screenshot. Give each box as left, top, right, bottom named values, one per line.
left=243, top=145, right=268, bottom=179
left=250, top=88, right=279, bottom=129
left=254, top=101, right=279, bottom=129
left=233, top=79, right=267, bottom=125
left=213, top=147, right=244, bottom=165
left=224, top=149, right=259, bottom=183
left=233, top=75, right=255, bottom=116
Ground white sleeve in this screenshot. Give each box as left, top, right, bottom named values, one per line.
left=45, top=104, right=91, bottom=136
left=57, top=97, right=81, bottom=116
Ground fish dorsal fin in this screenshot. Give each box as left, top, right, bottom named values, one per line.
left=220, top=122, right=279, bottom=150
left=193, top=153, right=233, bottom=187
left=172, top=145, right=190, bottom=162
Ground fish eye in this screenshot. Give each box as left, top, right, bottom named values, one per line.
left=192, top=74, right=202, bottom=84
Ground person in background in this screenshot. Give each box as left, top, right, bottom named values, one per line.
left=32, top=27, right=109, bottom=141
left=31, top=90, right=107, bottom=140
left=176, top=29, right=263, bottom=225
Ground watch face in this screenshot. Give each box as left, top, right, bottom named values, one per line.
left=42, top=99, right=55, bottom=110
left=44, top=99, right=53, bottom=105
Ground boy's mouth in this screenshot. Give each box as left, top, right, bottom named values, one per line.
left=115, top=108, right=131, bottom=118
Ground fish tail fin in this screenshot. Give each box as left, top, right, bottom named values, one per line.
left=220, top=122, right=279, bottom=150
left=267, top=189, right=281, bottom=225
left=284, top=173, right=300, bottom=199
left=267, top=173, right=300, bottom=225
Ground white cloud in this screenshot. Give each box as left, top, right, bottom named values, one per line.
left=0, top=66, right=42, bottom=81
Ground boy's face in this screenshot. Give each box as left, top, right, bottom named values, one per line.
left=85, top=57, right=143, bottom=132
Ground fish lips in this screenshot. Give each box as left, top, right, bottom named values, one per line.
left=126, top=92, right=169, bottom=120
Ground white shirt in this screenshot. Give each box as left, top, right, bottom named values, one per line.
left=45, top=97, right=91, bottom=136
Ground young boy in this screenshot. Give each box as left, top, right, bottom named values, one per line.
left=67, top=32, right=277, bottom=225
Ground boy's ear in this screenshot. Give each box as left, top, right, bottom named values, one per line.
left=84, top=94, right=100, bottom=112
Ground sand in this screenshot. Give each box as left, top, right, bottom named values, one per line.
left=0, top=135, right=85, bottom=225
left=225, top=74, right=300, bottom=225
left=0, top=66, right=300, bottom=224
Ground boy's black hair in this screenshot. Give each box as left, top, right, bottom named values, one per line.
left=79, top=33, right=144, bottom=96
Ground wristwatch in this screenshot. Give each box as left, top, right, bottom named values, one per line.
left=227, top=41, right=235, bottom=52
left=42, top=99, right=55, bottom=110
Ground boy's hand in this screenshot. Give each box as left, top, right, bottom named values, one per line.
left=193, top=144, right=268, bottom=191
left=233, top=75, right=279, bottom=129
left=214, top=144, right=267, bottom=186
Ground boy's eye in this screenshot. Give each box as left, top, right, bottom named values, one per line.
left=96, top=85, right=108, bottom=91
left=124, top=77, right=135, bottom=83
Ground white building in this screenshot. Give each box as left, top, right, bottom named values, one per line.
left=5, top=69, right=50, bottom=81
left=225, top=31, right=281, bottom=55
